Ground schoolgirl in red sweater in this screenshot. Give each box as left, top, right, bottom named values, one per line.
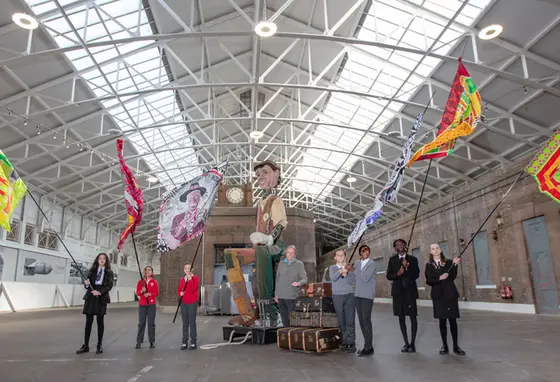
left=178, top=263, right=200, bottom=350
left=135, top=266, right=159, bottom=349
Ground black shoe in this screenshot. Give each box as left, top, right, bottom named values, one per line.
left=453, top=346, right=466, bottom=355
left=149, top=342, right=155, bottom=349
left=346, top=344, right=356, bottom=353
left=189, top=344, right=197, bottom=350
left=181, top=344, right=187, bottom=350
left=357, top=347, right=374, bottom=356
left=401, top=344, right=410, bottom=353
left=408, top=344, right=416, bottom=353
left=96, top=345, right=103, bottom=354
left=439, top=345, right=449, bottom=355
left=76, top=345, right=89, bottom=354
left=135, top=343, right=141, bottom=349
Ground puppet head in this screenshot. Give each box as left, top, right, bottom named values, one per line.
left=254, top=160, right=280, bottom=190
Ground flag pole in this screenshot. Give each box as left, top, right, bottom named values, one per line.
left=131, top=232, right=148, bottom=292
left=405, top=159, right=433, bottom=254
left=25, top=191, right=92, bottom=290
left=173, top=233, right=204, bottom=323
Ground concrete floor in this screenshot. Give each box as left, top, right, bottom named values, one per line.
left=0, top=304, right=558, bottom=382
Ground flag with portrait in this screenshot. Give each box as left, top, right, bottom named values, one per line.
left=156, top=161, right=228, bottom=252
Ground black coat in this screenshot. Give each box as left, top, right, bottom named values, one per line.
left=82, top=268, right=114, bottom=315
left=425, top=261, right=460, bottom=319
left=386, top=254, right=420, bottom=299
left=386, top=254, right=419, bottom=316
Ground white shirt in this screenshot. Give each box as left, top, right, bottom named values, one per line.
left=399, top=255, right=406, bottom=261
left=435, top=260, right=442, bottom=267
left=360, top=258, right=370, bottom=269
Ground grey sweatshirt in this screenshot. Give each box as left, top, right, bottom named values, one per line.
left=329, top=264, right=356, bottom=295
left=275, top=259, right=308, bottom=299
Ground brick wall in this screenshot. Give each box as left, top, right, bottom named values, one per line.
left=318, top=159, right=560, bottom=311
left=159, top=206, right=316, bottom=306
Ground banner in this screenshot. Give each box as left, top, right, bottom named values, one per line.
left=0, top=150, right=27, bottom=232
left=116, top=139, right=144, bottom=250
left=526, top=130, right=560, bottom=203
left=408, top=58, right=483, bottom=166
left=156, top=161, right=227, bottom=252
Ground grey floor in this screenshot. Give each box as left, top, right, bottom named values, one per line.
left=0, top=303, right=559, bottom=382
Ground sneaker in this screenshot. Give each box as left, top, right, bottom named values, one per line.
left=346, top=344, right=356, bottom=353
left=189, top=344, right=197, bottom=350
left=135, top=343, right=141, bottom=349
left=181, top=344, right=187, bottom=350
left=149, top=342, right=155, bottom=349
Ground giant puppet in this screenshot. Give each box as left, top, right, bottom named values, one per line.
left=224, top=160, right=287, bottom=327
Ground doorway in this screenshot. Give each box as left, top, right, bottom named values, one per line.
left=522, top=216, right=559, bottom=315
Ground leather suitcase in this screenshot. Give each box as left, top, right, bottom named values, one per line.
left=290, top=311, right=339, bottom=328
left=277, top=327, right=307, bottom=351
left=298, top=282, right=332, bottom=297
left=302, top=328, right=342, bottom=353
left=295, top=296, right=335, bottom=313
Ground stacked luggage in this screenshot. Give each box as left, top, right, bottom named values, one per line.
left=276, top=282, right=341, bottom=353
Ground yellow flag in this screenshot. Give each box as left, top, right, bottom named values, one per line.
left=0, top=150, right=27, bottom=231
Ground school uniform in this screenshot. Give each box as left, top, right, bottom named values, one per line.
left=425, top=260, right=460, bottom=319
left=386, top=254, right=419, bottom=317
left=178, top=275, right=200, bottom=349
left=329, top=264, right=356, bottom=351
left=353, top=258, right=376, bottom=355
left=136, top=277, right=159, bottom=347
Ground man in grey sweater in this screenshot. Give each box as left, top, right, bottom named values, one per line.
left=274, top=245, right=308, bottom=327
left=329, top=249, right=356, bottom=353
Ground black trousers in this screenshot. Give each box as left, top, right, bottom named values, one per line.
left=180, top=303, right=197, bottom=344
left=355, top=297, right=373, bottom=349
left=332, top=294, right=355, bottom=346
left=278, top=298, right=296, bottom=327
left=137, top=304, right=156, bottom=343
left=84, top=314, right=104, bottom=347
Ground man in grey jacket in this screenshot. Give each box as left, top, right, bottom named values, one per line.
left=329, top=249, right=356, bottom=353
left=349, top=244, right=376, bottom=356
left=274, top=245, right=308, bottom=327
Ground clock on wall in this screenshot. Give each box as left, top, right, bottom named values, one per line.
left=226, top=186, right=244, bottom=204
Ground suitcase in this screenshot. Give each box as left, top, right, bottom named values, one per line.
left=298, top=282, right=332, bottom=297
left=277, top=327, right=307, bottom=351
left=290, top=311, right=339, bottom=328
left=302, top=328, right=341, bottom=353
left=295, top=296, right=335, bottom=313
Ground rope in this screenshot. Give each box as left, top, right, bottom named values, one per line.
left=199, top=329, right=252, bottom=350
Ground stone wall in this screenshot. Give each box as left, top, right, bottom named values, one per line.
left=160, top=206, right=316, bottom=306
left=318, top=159, right=560, bottom=312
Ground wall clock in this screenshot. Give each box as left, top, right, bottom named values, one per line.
left=226, top=186, right=244, bottom=204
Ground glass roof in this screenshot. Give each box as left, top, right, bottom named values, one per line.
left=291, top=0, right=491, bottom=199
left=27, top=0, right=199, bottom=187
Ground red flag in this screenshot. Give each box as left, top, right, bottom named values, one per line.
left=116, top=139, right=144, bottom=250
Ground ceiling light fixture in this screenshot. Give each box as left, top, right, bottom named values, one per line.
left=12, top=13, right=39, bottom=30
left=347, top=176, right=357, bottom=183
left=250, top=130, right=264, bottom=139
left=478, top=24, right=503, bottom=40
left=146, top=176, right=159, bottom=183
left=255, top=21, right=277, bottom=37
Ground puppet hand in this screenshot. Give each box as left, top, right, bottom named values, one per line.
left=250, top=232, right=272, bottom=246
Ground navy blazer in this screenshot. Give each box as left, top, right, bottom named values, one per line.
left=353, top=258, right=376, bottom=300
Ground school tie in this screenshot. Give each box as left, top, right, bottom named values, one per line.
left=96, top=269, right=103, bottom=283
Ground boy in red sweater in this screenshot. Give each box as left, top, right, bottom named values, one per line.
left=178, top=263, right=199, bottom=350
left=135, top=266, right=159, bottom=349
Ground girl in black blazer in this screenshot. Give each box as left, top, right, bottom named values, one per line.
left=424, top=243, right=465, bottom=356
left=76, top=253, right=114, bottom=355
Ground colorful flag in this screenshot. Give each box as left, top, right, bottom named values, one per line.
left=407, top=58, right=483, bottom=167
left=116, top=139, right=144, bottom=250
left=525, top=130, right=560, bottom=203
left=347, top=199, right=383, bottom=248
left=379, top=113, right=423, bottom=204
left=0, top=150, right=27, bottom=232
left=156, top=161, right=228, bottom=252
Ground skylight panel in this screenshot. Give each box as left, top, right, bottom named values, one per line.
left=27, top=0, right=200, bottom=188
left=292, top=0, right=492, bottom=200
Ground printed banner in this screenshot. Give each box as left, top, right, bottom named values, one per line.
left=0, top=150, right=27, bottom=232
left=156, top=161, right=227, bottom=252
left=526, top=130, right=560, bottom=203
left=347, top=199, right=383, bottom=248
left=116, top=139, right=144, bottom=250
left=408, top=58, right=483, bottom=166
